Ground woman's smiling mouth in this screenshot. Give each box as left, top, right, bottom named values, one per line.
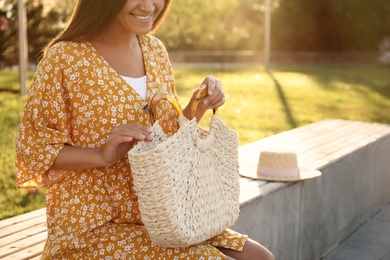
left=131, top=14, right=153, bottom=21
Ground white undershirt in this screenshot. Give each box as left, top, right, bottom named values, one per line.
left=121, top=75, right=147, bottom=99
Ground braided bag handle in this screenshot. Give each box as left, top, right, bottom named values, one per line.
left=148, top=88, right=216, bottom=123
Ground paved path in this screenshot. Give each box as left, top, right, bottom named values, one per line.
left=324, top=203, right=390, bottom=260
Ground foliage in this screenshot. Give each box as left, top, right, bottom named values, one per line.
left=0, top=0, right=64, bottom=67
left=155, top=0, right=262, bottom=50
left=157, top=0, right=390, bottom=52
left=272, top=0, right=390, bottom=51
left=2, top=0, right=390, bottom=67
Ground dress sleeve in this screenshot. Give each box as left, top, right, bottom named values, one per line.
left=15, top=45, right=74, bottom=189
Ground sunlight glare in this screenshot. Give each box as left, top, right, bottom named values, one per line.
left=276, top=73, right=315, bottom=87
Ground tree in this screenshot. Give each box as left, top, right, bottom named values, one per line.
left=1, top=0, right=389, bottom=67
left=271, top=0, right=390, bottom=51
left=0, top=0, right=64, bottom=68
left=0, top=0, right=17, bottom=68
left=155, top=0, right=270, bottom=51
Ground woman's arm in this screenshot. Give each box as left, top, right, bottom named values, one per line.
left=49, top=145, right=107, bottom=170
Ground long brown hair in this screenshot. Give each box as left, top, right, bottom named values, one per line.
left=44, top=0, right=171, bottom=53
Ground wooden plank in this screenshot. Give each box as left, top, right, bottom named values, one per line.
left=0, top=208, right=46, bottom=259
left=313, top=125, right=390, bottom=167
left=301, top=123, right=390, bottom=169
left=0, top=208, right=45, bottom=229
left=28, top=255, right=43, bottom=260
left=288, top=121, right=376, bottom=156
left=263, top=119, right=349, bottom=147
left=288, top=120, right=389, bottom=156
left=0, top=222, right=47, bottom=247
left=297, top=123, right=384, bottom=165
left=29, top=256, right=44, bottom=260
left=0, top=231, right=46, bottom=258
left=238, top=120, right=349, bottom=168
left=0, top=215, right=46, bottom=238
left=1, top=241, right=45, bottom=260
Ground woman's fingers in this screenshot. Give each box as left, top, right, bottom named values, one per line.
left=207, top=87, right=225, bottom=108
left=110, top=123, right=153, bottom=142
left=101, top=123, right=153, bottom=166
left=200, top=75, right=219, bottom=95
left=199, top=75, right=225, bottom=109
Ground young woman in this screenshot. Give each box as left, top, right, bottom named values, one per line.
left=16, top=0, right=274, bottom=259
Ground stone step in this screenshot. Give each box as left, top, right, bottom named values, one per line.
left=323, top=203, right=390, bottom=260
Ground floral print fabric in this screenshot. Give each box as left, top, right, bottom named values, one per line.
left=15, top=35, right=247, bottom=259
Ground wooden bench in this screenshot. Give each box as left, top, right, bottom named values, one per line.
left=1, top=119, right=390, bottom=260
left=0, top=208, right=46, bottom=259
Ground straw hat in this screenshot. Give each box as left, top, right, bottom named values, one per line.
left=243, top=149, right=321, bottom=182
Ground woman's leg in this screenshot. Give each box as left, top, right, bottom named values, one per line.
left=218, top=238, right=275, bottom=260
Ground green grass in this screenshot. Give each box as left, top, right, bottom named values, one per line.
left=1, top=64, right=390, bottom=220
left=0, top=70, right=46, bottom=220
left=174, top=64, right=390, bottom=142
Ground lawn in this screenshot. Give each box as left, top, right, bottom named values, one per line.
left=1, top=63, right=390, bottom=220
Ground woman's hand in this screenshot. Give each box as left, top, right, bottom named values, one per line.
left=50, top=123, right=153, bottom=171
left=183, top=75, right=225, bottom=121
left=197, top=75, right=225, bottom=110
left=101, top=123, right=153, bottom=166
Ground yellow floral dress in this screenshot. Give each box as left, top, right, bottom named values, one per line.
left=16, top=35, right=247, bottom=259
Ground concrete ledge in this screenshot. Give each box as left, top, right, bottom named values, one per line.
left=232, top=119, right=390, bottom=260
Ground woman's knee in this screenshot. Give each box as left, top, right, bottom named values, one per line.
left=241, top=239, right=275, bottom=260
left=218, top=238, right=275, bottom=260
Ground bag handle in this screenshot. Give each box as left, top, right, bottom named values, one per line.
left=148, top=89, right=217, bottom=123
left=190, top=89, right=217, bottom=119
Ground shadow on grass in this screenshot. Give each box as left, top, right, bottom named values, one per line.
left=274, top=64, right=390, bottom=100
left=267, top=72, right=298, bottom=128
left=268, top=64, right=390, bottom=125
left=0, top=88, right=19, bottom=94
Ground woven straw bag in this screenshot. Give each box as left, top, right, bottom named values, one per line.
left=128, top=89, right=240, bottom=248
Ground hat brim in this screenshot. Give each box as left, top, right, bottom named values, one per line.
left=256, top=169, right=322, bottom=182
left=240, top=165, right=322, bottom=182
